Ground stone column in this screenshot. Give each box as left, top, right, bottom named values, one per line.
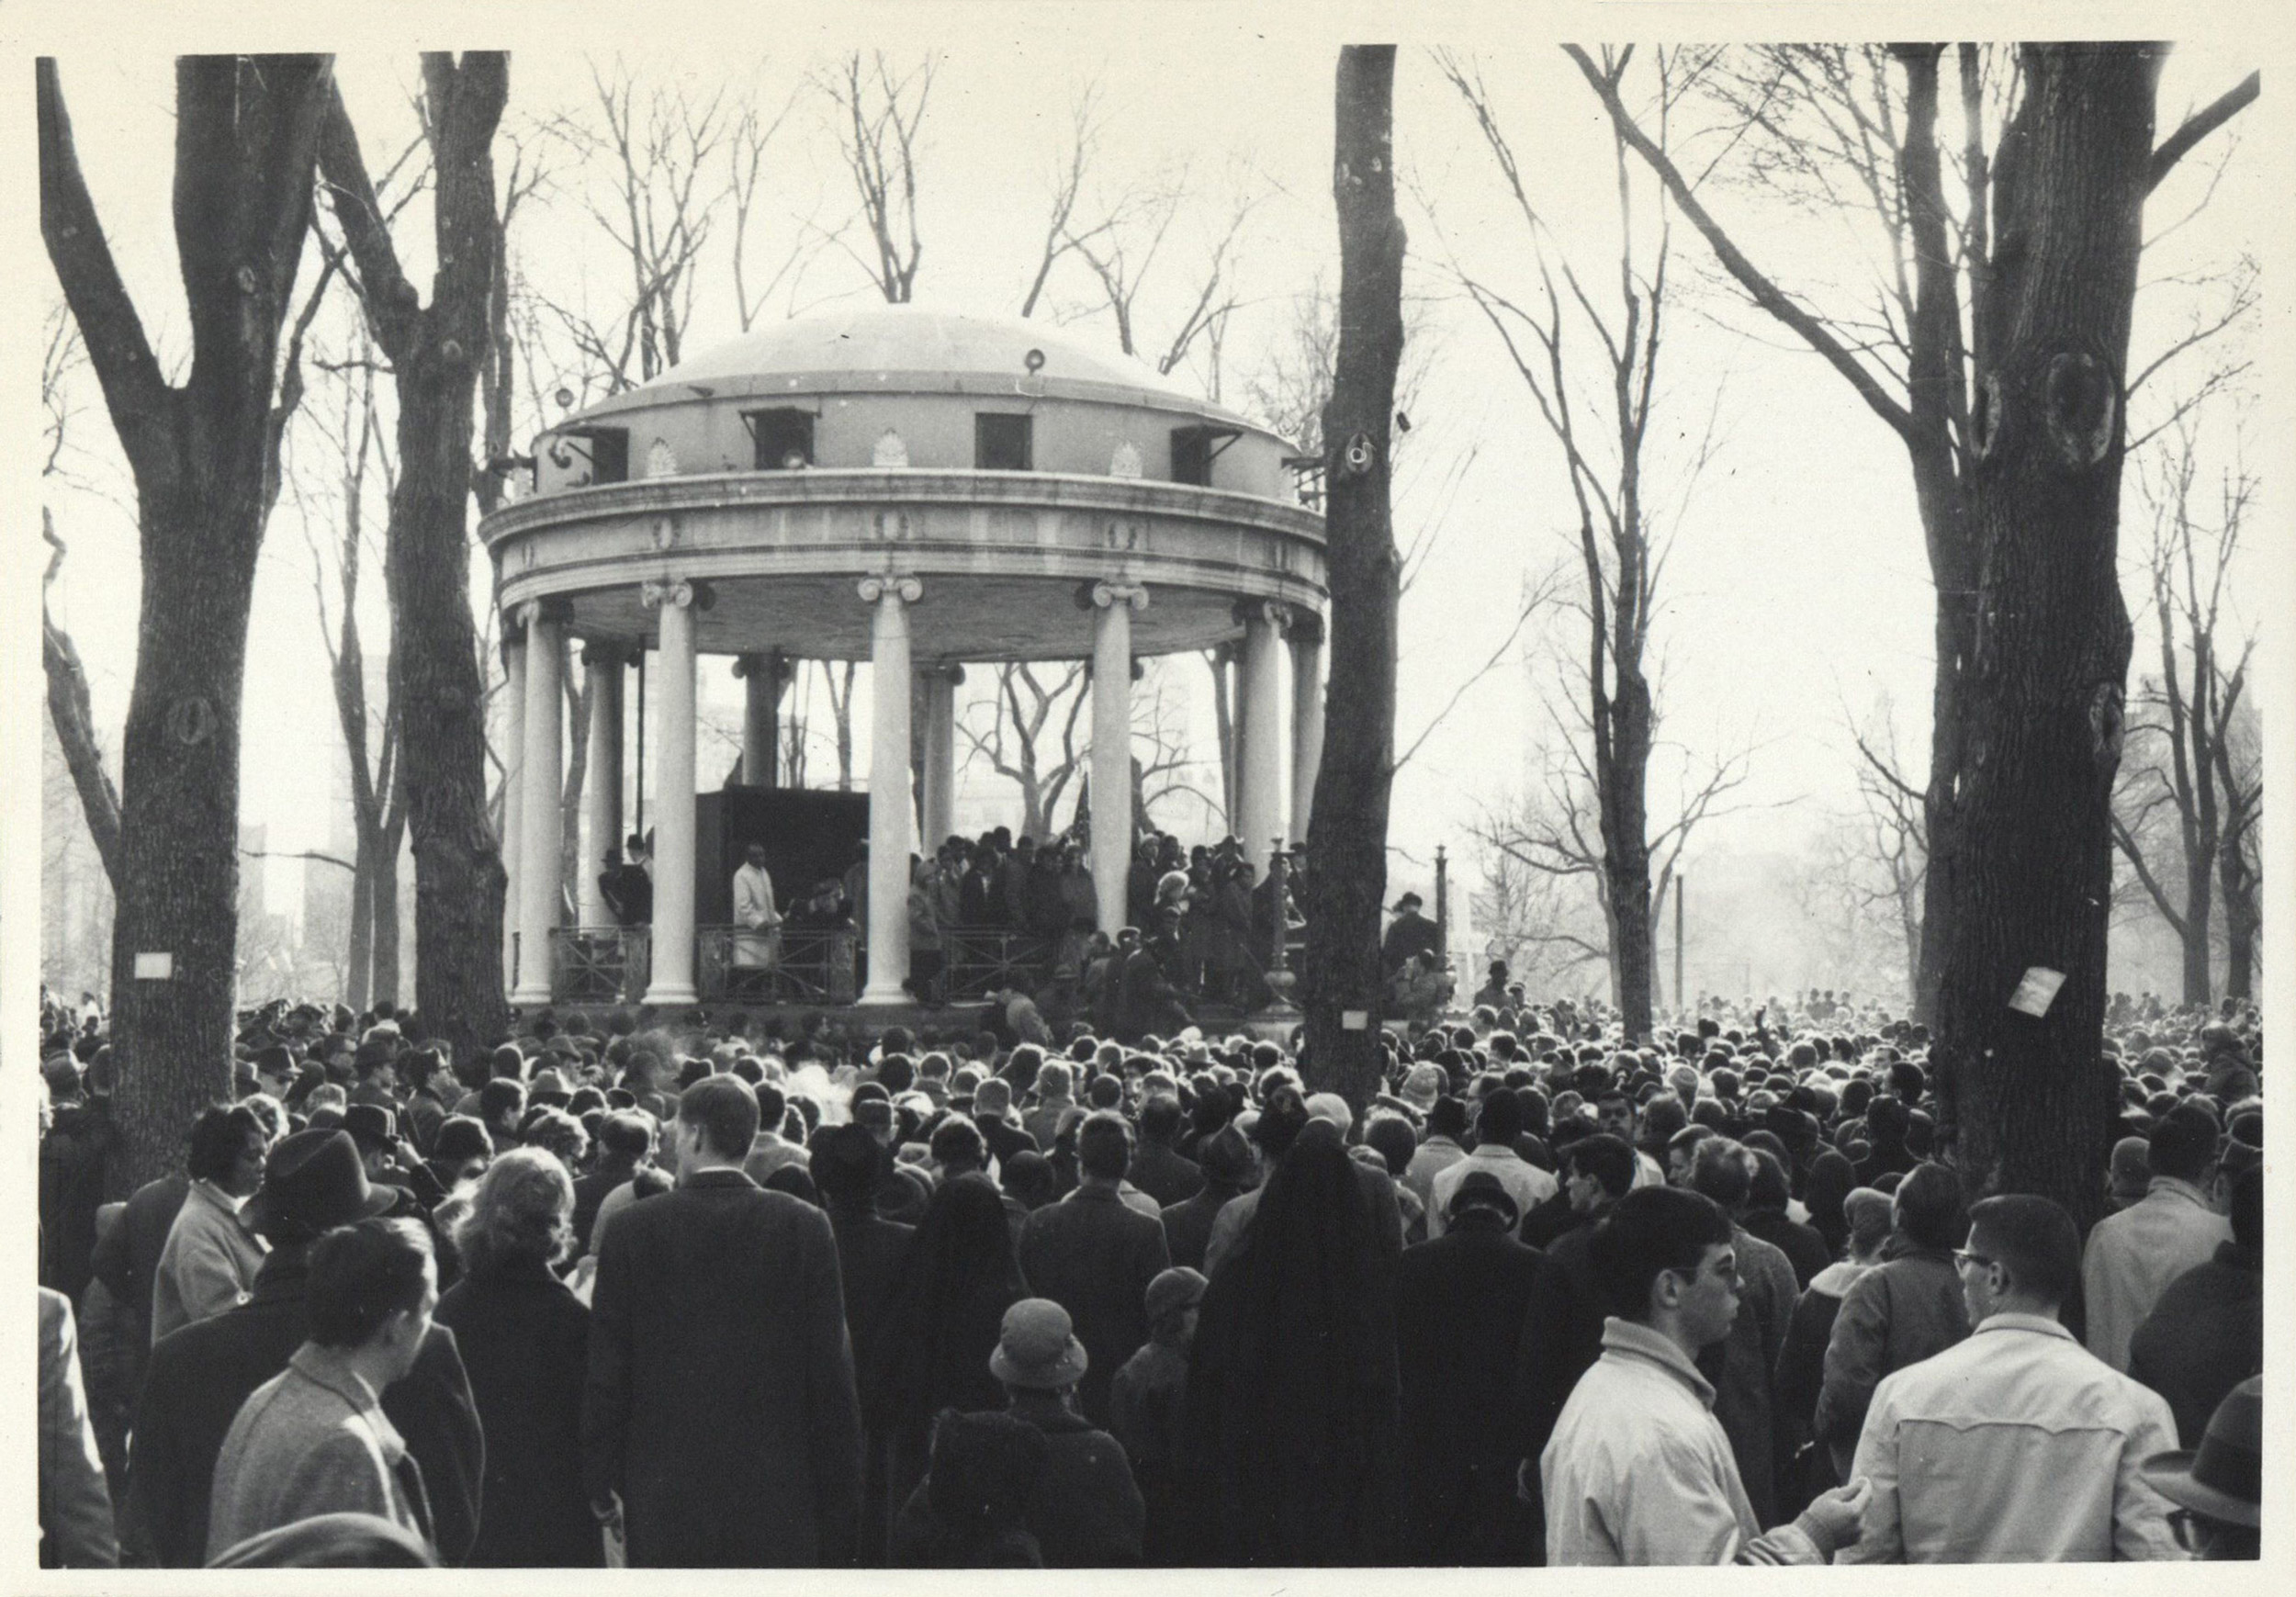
left=736, top=649, right=787, bottom=787
left=859, top=575, right=922, bottom=1006
left=1288, top=611, right=1325, bottom=845
left=919, top=664, right=963, bottom=849
left=1090, top=582, right=1149, bottom=933
left=512, top=603, right=564, bottom=1007
left=500, top=625, right=527, bottom=988
left=641, top=579, right=701, bottom=1007
left=579, top=643, right=625, bottom=925
left=1235, top=600, right=1289, bottom=859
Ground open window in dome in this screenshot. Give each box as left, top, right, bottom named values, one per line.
left=744, top=408, right=816, bottom=470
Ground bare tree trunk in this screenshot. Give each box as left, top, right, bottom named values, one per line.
left=371, top=761, right=407, bottom=1005
left=1208, top=646, right=1237, bottom=830
left=2219, top=831, right=2257, bottom=1002
left=1301, top=47, right=1404, bottom=1115
left=320, top=54, right=512, bottom=1065
left=44, top=56, right=333, bottom=1193
left=832, top=661, right=858, bottom=790
left=40, top=520, right=122, bottom=889
left=344, top=851, right=375, bottom=1011
left=1934, top=45, right=2154, bottom=1222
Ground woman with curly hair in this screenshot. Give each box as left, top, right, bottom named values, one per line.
left=433, top=1148, right=600, bottom=1566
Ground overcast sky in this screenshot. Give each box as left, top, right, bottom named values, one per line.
left=30, top=13, right=2272, bottom=993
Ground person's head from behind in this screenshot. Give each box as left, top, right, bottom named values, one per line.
left=1843, top=1187, right=1895, bottom=1264
left=455, top=1147, right=575, bottom=1278
left=810, top=1121, right=883, bottom=1209
left=1564, top=1132, right=1636, bottom=1215
left=1144, top=1266, right=1207, bottom=1353
left=929, top=1114, right=986, bottom=1177
left=1687, top=1135, right=1755, bottom=1217
left=306, top=1219, right=436, bottom=1388
left=2149, top=1102, right=2220, bottom=1187
left=478, top=1077, right=525, bottom=1134
left=1474, top=1086, right=1524, bottom=1150
left=1891, top=1161, right=1967, bottom=1252
left=1363, top=1113, right=1417, bottom=1179
left=1076, top=1110, right=1132, bottom=1184
left=1958, top=1193, right=2079, bottom=1323
left=1590, top=1186, right=1739, bottom=1352
left=1636, top=1094, right=1687, bottom=1153
left=1137, top=1092, right=1184, bottom=1146
left=673, top=1074, right=760, bottom=1175
left=974, top=1076, right=1014, bottom=1119
left=596, top=1109, right=655, bottom=1167
left=1865, top=1094, right=1911, bottom=1147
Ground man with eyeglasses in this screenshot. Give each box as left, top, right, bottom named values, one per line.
left=1839, top=1193, right=2182, bottom=1561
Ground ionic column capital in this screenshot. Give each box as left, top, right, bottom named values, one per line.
left=1232, top=598, right=1289, bottom=632
left=1090, top=580, right=1151, bottom=613
left=1286, top=609, right=1326, bottom=647
left=580, top=639, right=631, bottom=669
left=859, top=574, right=923, bottom=605
left=640, top=579, right=695, bottom=612
left=920, top=662, right=967, bottom=686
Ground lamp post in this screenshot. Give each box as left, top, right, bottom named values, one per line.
left=1259, top=835, right=1300, bottom=1016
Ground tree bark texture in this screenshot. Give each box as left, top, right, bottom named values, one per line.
left=1932, top=44, right=2155, bottom=1223
left=41, top=55, right=334, bottom=1193
left=320, top=54, right=512, bottom=1066
left=1301, top=47, right=1404, bottom=1114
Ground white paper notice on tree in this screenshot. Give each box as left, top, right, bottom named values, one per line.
left=2008, top=966, right=2066, bottom=1018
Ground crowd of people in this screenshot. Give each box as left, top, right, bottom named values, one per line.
left=35, top=977, right=2264, bottom=1567
left=677, top=820, right=1331, bottom=1013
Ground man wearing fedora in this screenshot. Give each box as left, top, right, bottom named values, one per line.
left=1381, top=891, right=1439, bottom=977
left=120, top=1130, right=482, bottom=1569
left=2141, top=1376, right=2260, bottom=1559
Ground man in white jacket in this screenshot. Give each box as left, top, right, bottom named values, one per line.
left=1541, top=1185, right=1869, bottom=1565
left=731, top=844, right=782, bottom=977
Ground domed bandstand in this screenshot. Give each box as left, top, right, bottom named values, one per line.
left=482, top=306, right=1329, bottom=1012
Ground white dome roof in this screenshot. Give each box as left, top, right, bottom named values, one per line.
left=585, top=303, right=1253, bottom=425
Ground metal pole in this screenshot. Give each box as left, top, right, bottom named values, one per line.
left=1435, top=844, right=1449, bottom=963
left=1260, top=835, right=1299, bottom=1014
left=1675, top=874, right=1686, bottom=1019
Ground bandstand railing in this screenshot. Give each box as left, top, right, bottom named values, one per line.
left=699, top=925, right=861, bottom=1005
left=938, top=928, right=1056, bottom=1002
left=549, top=926, right=650, bottom=1004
